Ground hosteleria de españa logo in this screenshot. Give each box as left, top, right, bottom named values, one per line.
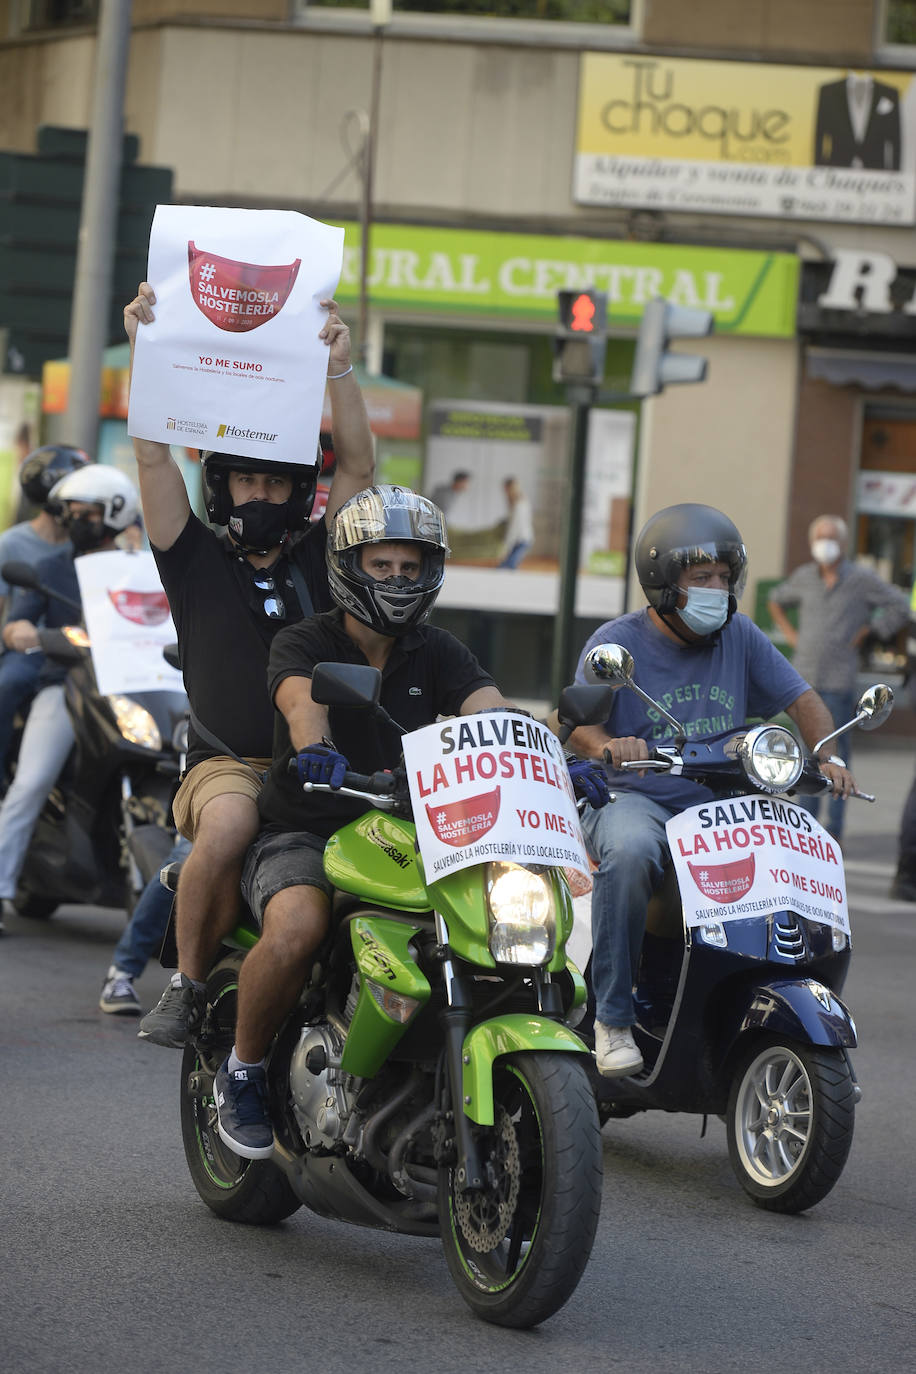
left=188, top=241, right=301, bottom=334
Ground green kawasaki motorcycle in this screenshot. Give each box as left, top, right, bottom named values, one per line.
left=179, top=665, right=613, bottom=1328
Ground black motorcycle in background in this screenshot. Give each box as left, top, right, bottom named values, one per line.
left=1, top=560, right=188, bottom=920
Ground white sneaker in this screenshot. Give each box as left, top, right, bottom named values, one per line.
left=594, top=1022, right=643, bottom=1078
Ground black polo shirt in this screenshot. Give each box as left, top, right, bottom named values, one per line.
left=259, top=607, right=495, bottom=835
left=152, top=512, right=330, bottom=767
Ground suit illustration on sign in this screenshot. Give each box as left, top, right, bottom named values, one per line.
left=813, top=75, right=901, bottom=171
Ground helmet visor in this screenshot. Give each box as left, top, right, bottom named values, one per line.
left=667, top=539, right=748, bottom=598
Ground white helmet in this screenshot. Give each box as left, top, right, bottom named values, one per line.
left=48, top=464, right=140, bottom=534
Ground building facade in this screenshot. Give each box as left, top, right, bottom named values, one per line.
left=0, top=0, right=914, bottom=699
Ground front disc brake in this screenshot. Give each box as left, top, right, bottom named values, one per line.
left=454, top=1104, right=521, bottom=1253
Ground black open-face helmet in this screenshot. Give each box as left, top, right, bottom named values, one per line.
left=201, top=449, right=322, bottom=531
left=635, top=503, right=748, bottom=618
left=327, top=485, right=449, bottom=636
left=19, top=444, right=90, bottom=510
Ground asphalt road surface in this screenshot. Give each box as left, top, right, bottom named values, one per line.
left=1, top=740, right=914, bottom=1373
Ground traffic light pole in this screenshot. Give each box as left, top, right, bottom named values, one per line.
left=550, top=384, right=593, bottom=707
left=65, top=0, right=133, bottom=457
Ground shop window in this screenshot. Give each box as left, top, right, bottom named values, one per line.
left=297, top=0, right=631, bottom=22
left=882, top=0, right=916, bottom=45
left=21, top=0, right=97, bottom=27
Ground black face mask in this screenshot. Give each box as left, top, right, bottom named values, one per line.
left=227, top=500, right=290, bottom=552
left=67, top=515, right=108, bottom=554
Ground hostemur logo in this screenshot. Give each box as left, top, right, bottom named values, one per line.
left=216, top=423, right=278, bottom=443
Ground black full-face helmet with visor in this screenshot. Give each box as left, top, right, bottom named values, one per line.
left=327, top=485, right=449, bottom=636
left=634, top=503, right=748, bottom=620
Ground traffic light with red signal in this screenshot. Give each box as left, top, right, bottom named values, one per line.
left=553, top=288, right=608, bottom=387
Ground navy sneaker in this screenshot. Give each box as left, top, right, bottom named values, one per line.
left=137, top=973, right=204, bottom=1047
left=213, top=1058, right=274, bottom=1159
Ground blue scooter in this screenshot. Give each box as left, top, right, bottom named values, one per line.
left=574, top=643, right=893, bottom=1214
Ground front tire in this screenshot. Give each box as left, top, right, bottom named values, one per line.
left=726, top=1036, right=855, bottom=1214
left=179, top=954, right=301, bottom=1225
left=438, top=1052, right=602, bottom=1328
left=12, top=889, right=58, bottom=920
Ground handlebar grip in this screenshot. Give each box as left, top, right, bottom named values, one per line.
left=285, top=758, right=397, bottom=795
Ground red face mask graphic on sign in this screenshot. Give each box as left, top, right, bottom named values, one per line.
left=687, top=854, right=755, bottom=904
left=426, top=787, right=501, bottom=849
left=108, top=589, right=171, bottom=628
left=188, top=242, right=301, bottom=334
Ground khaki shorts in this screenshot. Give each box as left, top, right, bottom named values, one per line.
left=172, top=755, right=272, bottom=841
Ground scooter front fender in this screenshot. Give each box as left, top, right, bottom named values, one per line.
left=461, top=1014, right=588, bottom=1126
left=734, top=978, right=857, bottom=1051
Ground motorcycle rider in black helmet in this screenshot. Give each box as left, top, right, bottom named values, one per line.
left=567, top=503, right=854, bottom=1079
left=123, top=282, right=376, bottom=1047
left=213, top=487, right=542, bottom=1157
left=0, top=445, right=90, bottom=800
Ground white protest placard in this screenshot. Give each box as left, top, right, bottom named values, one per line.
left=74, top=550, right=184, bottom=696
left=127, top=205, right=344, bottom=463
left=403, top=712, right=590, bottom=883
left=666, top=795, right=848, bottom=936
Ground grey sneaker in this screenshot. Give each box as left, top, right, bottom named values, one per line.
left=594, top=1022, right=644, bottom=1078
left=99, top=966, right=141, bottom=1015
left=138, top=973, right=204, bottom=1047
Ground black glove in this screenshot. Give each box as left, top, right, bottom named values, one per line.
left=296, top=743, right=349, bottom=789
left=566, top=758, right=611, bottom=808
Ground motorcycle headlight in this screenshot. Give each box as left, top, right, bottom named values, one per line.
left=106, top=695, right=162, bottom=751
left=486, top=862, right=557, bottom=966
left=738, top=724, right=803, bottom=793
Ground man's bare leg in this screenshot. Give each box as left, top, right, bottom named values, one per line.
left=176, top=792, right=261, bottom=981
left=233, top=885, right=330, bottom=1063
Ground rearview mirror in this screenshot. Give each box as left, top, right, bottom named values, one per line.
left=855, top=683, right=894, bottom=732
left=311, top=661, right=382, bottom=710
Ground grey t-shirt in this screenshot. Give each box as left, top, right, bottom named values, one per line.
left=769, top=559, right=910, bottom=693
left=575, top=609, right=810, bottom=810
left=0, top=522, right=69, bottom=602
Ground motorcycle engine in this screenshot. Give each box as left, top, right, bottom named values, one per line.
left=289, top=1023, right=353, bottom=1150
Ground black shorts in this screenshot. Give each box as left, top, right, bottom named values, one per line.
left=241, top=828, right=333, bottom=925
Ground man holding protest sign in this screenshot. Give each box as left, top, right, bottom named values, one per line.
left=124, top=270, right=375, bottom=1049
left=568, top=503, right=854, bottom=1079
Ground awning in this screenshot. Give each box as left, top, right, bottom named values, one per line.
left=806, top=347, right=916, bottom=393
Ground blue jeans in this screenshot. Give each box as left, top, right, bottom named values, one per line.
left=580, top=790, right=679, bottom=1028
left=0, top=651, right=43, bottom=780
left=110, top=833, right=191, bottom=978
left=0, top=683, right=75, bottom=899
left=800, top=689, right=856, bottom=840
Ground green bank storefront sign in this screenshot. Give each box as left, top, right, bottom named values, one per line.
left=334, top=222, right=799, bottom=337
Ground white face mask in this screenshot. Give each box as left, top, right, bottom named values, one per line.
left=811, top=537, right=841, bottom=566
left=677, top=585, right=730, bottom=636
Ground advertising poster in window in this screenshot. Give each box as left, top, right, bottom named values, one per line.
left=424, top=400, right=635, bottom=618
left=574, top=54, right=916, bottom=225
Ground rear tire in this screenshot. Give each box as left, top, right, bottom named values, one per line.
left=12, top=890, right=58, bottom=921
left=179, top=953, right=302, bottom=1225
left=438, top=1052, right=602, bottom=1328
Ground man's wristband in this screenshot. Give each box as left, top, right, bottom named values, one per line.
left=327, top=365, right=353, bottom=380
left=818, top=754, right=846, bottom=768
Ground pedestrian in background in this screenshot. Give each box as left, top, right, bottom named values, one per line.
left=498, top=476, right=534, bottom=569
left=767, top=513, right=910, bottom=842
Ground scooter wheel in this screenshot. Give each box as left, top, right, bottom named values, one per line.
left=726, top=1036, right=855, bottom=1214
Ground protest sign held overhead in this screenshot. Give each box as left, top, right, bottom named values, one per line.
left=403, top=711, right=590, bottom=883
left=128, top=205, right=344, bottom=463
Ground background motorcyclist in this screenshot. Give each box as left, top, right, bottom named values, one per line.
left=124, top=283, right=376, bottom=1049
left=568, top=502, right=853, bottom=1079
left=0, top=464, right=139, bottom=926
left=0, top=445, right=89, bottom=791
left=211, top=485, right=607, bottom=1159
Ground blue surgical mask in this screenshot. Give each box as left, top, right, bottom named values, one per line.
left=678, top=586, right=730, bottom=636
